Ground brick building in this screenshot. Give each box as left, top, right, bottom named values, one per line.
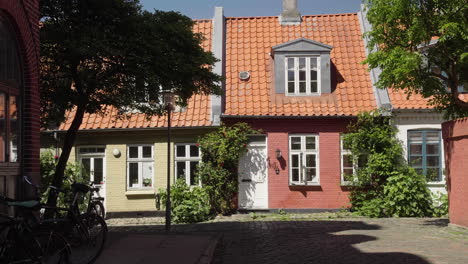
left=0, top=0, right=40, bottom=202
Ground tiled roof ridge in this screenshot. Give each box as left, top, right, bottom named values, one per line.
left=193, top=19, right=212, bottom=22
left=226, top=12, right=357, bottom=20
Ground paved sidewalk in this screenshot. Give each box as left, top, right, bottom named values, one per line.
left=96, top=232, right=219, bottom=264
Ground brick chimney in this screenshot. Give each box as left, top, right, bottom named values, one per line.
left=279, top=0, right=302, bottom=25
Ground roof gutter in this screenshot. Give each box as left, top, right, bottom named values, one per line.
left=41, top=125, right=219, bottom=134
left=221, top=114, right=357, bottom=119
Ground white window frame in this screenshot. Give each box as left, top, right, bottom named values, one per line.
left=174, top=143, right=201, bottom=186
left=285, top=56, right=321, bottom=96
left=77, top=145, right=106, bottom=185
left=288, top=134, right=320, bottom=185
left=126, top=144, right=154, bottom=190
left=340, top=136, right=357, bottom=185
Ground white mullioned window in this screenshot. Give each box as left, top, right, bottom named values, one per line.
left=341, top=136, right=356, bottom=184
left=289, top=134, right=319, bottom=185
left=285, top=57, right=320, bottom=96
left=175, top=144, right=201, bottom=186
left=127, top=145, right=154, bottom=189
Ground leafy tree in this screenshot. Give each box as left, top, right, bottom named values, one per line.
left=40, top=0, right=222, bottom=210
left=364, top=0, right=468, bottom=118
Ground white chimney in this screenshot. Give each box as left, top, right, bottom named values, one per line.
left=279, top=0, right=302, bottom=25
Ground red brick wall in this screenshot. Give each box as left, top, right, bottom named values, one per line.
left=443, top=118, right=468, bottom=228
left=0, top=0, right=41, bottom=196
left=225, top=118, right=354, bottom=209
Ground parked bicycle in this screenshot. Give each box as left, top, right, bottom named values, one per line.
left=86, top=186, right=105, bottom=219
left=23, top=176, right=108, bottom=264
left=0, top=196, right=71, bottom=263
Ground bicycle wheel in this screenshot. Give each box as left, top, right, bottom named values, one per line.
left=88, top=201, right=105, bottom=219
left=34, top=231, right=71, bottom=264
left=68, top=213, right=107, bottom=264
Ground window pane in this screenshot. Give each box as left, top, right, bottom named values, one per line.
left=415, top=168, right=423, bottom=175
left=288, top=70, right=295, bottom=81
left=426, top=168, right=440, bottom=182
left=305, top=136, right=315, bottom=150
left=190, top=145, right=199, bottom=157
left=343, top=170, right=354, bottom=182
left=129, top=163, right=139, bottom=187
left=426, top=131, right=439, bottom=143
left=288, top=82, right=295, bottom=93
left=299, top=58, right=306, bottom=69
left=426, top=144, right=439, bottom=155
left=299, top=82, right=306, bottom=93
left=408, top=132, right=423, bottom=143
left=310, top=57, right=317, bottom=69
left=310, top=69, right=317, bottom=81
left=287, top=58, right=294, bottom=70
left=176, top=161, right=186, bottom=180
left=409, top=144, right=422, bottom=155
left=9, top=95, right=18, bottom=162
left=292, top=168, right=299, bottom=182
left=409, top=156, right=422, bottom=167
left=343, top=155, right=353, bottom=167
left=0, top=93, right=5, bottom=162
left=290, top=137, right=301, bottom=150
left=81, top=158, right=91, bottom=179
left=142, top=146, right=152, bottom=158
left=299, top=71, right=306, bottom=82
left=97, top=148, right=105, bottom=153
left=176, top=145, right=186, bottom=157
left=94, top=158, right=103, bottom=184
left=310, top=82, right=317, bottom=93
left=190, top=161, right=198, bottom=185
left=129, top=146, right=138, bottom=158
left=142, top=162, right=152, bottom=187
left=305, top=168, right=316, bottom=181
left=427, top=156, right=439, bottom=167
left=305, top=154, right=316, bottom=167
left=291, top=154, right=299, bottom=167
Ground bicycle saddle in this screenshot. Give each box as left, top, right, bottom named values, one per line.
left=71, top=183, right=90, bottom=194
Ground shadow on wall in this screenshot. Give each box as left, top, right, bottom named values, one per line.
left=109, top=220, right=431, bottom=264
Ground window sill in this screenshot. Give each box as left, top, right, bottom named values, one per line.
left=340, top=181, right=356, bottom=186
left=289, top=182, right=320, bottom=187
left=426, top=181, right=446, bottom=187
left=125, top=190, right=155, bottom=196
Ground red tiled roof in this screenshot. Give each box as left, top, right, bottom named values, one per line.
left=224, top=14, right=376, bottom=117
left=58, top=20, right=214, bottom=131
left=389, top=88, right=468, bottom=110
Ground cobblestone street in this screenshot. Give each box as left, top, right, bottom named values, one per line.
left=107, top=215, right=468, bottom=264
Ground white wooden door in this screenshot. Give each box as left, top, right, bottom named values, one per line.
left=79, top=147, right=106, bottom=209
left=238, top=139, right=268, bottom=209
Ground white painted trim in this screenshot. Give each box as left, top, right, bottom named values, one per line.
left=284, top=56, right=321, bottom=96
left=126, top=144, right=155, bottom=191
left=288, top=134, right=320, bottom=185
left=76, top=145, right=107, bottom=209
left=174, top=143, right=201, bottom=186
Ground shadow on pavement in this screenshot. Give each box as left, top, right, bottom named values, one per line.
left=109, top=220, right=431, bottom=264
left=420, top=218, right=449, bottom=227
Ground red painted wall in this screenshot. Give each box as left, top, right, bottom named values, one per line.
left=443, top=118, right=468, bottom=228
left=225, top=118, right=354, bottom=209
left=0, top=0, right=41, bottom=197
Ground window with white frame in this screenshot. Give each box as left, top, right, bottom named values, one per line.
left=289, top=135, right=319, bottom=185
left=285, top=57, right=320, bottom=96
left=127, top=145, right=154, bottom=189
left=408, top=130, right=442, bottom=182
left=341, top=136, right=356, bottom=184
left=175, top=144, right=200, bottom=185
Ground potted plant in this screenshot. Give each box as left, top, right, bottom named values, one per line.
left=143, top=178, right=152, bottom=187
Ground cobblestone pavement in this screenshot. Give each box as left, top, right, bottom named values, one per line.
left=107, top=214, right=468, bottom=264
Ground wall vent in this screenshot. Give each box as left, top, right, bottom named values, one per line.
left=239, top=71, right=250, bottom=80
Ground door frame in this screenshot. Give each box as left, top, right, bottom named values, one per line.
left=238, top=135, right=268, bottom=209
left=77, top=145, right=107, bottom=208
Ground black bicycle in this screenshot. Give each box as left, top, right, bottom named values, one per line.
left=0, top=196, right=71, bottom=264
left=24, top=177, right=107, bottom=264
left=86, top=186, right=105, bottom=219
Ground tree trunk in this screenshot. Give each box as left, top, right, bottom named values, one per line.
left=44, top=105, right=86, bottom=218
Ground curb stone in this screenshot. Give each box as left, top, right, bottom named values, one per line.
left=197, top=233, right=223, bottom=264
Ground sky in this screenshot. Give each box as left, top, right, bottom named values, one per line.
left=140, top=0, right=364, bottom=19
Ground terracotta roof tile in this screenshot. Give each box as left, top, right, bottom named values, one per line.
left=224, top=13, right=376, bottom=117
left=389, top=88, right=468, bottom=110
left=58, top=20, right=214, bottom=131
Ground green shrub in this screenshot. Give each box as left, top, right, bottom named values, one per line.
left=346, top=110, right=434, bottom=217
left=40, top=150, right=89, bottom=210
left=432, top=192, right=448, bottom=217
left=159, top=179, right=211, bottom=224
left=196, top=123, right=258, bottom=215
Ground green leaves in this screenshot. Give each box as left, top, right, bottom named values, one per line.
left=364, top=0, right=468, bottom=118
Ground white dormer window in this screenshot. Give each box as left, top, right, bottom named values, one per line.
left=285, top=57, right=320, bottom=96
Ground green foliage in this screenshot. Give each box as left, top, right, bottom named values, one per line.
left=364, top=0, right=468, bottom=118
left=346, top=110, right=434, bottom=217
left=40, top=150, right=89, bottom=210
left=197, top=123, right=258, bottom=215
left=158, top=179, right=211, bottom=224
left=432, top=192, right=449, bottom=217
